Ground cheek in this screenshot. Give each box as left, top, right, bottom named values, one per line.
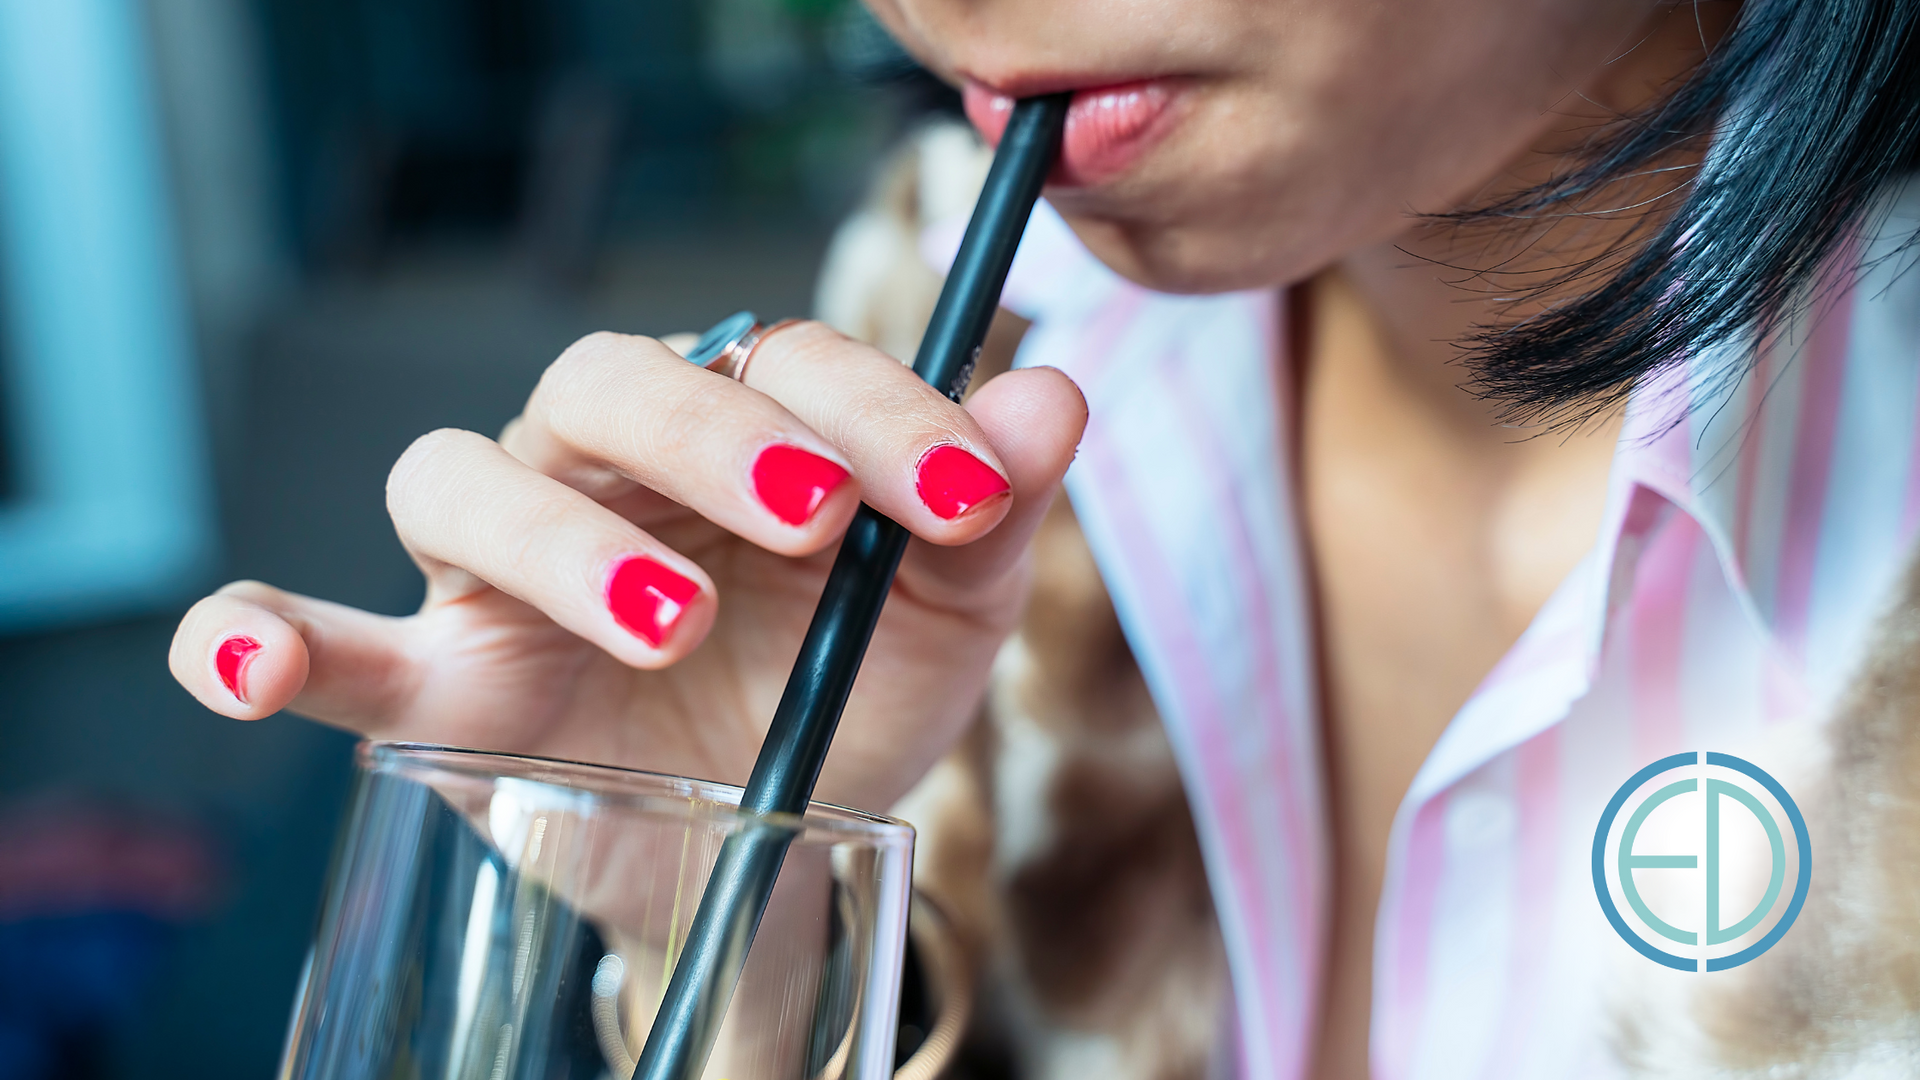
left=1048, top=38, right=1594, bottom=294
left=1050, top=96, right=1422, bottom=293
left=1061, top=206, right=1344, bottom=295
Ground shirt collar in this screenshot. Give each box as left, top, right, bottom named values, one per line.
left=976, top=191, right=1916, bottom=668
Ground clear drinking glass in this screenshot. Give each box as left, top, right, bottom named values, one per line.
left=279, top=742, right=917, bottom=1080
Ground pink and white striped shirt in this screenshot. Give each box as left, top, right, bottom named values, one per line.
left=939, top=182, right=1920, bottom=1078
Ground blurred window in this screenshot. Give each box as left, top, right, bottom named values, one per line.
left=0, top=0, right=215, bottom=631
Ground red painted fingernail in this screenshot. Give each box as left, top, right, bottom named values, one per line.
left=752, top=444, right=850, bottom=526
left=916, top=445, right=1010, bottom=520
left=606, top=556, right=701, bottom=647
left=216, top=636, right=261, bottom=704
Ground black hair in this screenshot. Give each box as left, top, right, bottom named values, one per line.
left=1456, top=0, right=1920, bottom=424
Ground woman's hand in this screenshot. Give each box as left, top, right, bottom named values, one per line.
left=169, top=323, right=1086, bottom=811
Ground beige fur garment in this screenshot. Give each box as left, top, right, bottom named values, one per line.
left=894, top=494, right=1231, bottom=1080
left=1613, top=554, right=1920, bottom=1079
left=818, top=120, right=1920, bottom=1080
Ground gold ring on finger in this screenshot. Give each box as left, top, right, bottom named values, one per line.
left=684, top=311, right=803, bottom=383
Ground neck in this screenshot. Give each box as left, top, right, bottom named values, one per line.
left=1326, top=236, right=1541, bottom=447
left=1296, top=246, right=1627, bottom=634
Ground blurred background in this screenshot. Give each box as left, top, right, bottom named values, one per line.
left=0, top=1, right=953, bottom=1076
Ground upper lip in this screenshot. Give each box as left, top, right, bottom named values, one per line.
left=959, top=70, right=1175, bottom=99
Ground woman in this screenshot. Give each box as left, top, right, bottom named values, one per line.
left=171, top=0, right=1920, bottom=1076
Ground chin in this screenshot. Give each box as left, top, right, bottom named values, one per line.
left=1058, top=211, right=1316, bottom=296
left=1059, top=177, right=1359, bottom=295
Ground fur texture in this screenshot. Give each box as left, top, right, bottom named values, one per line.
left=819, top=121, right=1920, bottom=1080
left=1615, top=553, right=1920, bottom=1078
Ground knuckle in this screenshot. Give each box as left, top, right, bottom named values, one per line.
left=535, top=332, right=654, bottom=415
left=761, top=326, right=965, bottom=441
left=784, top=319, right=849, bottom=351
left=532, top=336, right=614, bottom=416
left=782, top=322, right=870, bottom=375
left=649, top=376, right=734, bottom=457
left=214, top=579, right=282, bottom=606
left=388, top=428, right=487, bottom=511
left=534, top=332, right=698, bottom=453
left=753, top=321, right=854, bottom=382
left=560, top=329, right=630, bottom=365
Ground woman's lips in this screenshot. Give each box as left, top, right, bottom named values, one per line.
left=962, top=79, right=1179, bottom=187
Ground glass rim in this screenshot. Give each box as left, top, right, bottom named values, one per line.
left=360, top=740, right=914, bottom=844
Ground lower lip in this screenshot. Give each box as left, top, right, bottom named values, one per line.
left=963, top=79, right=1179, bottom=187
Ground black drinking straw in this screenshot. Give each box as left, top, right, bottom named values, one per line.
left=631, top=93, right=1069, bottom=1080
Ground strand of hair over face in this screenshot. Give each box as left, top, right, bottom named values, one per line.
left=1451, top=0, right=1920, bottom=426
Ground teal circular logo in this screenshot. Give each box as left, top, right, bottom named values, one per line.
left=1592, top=752, right=1810, bottom=972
